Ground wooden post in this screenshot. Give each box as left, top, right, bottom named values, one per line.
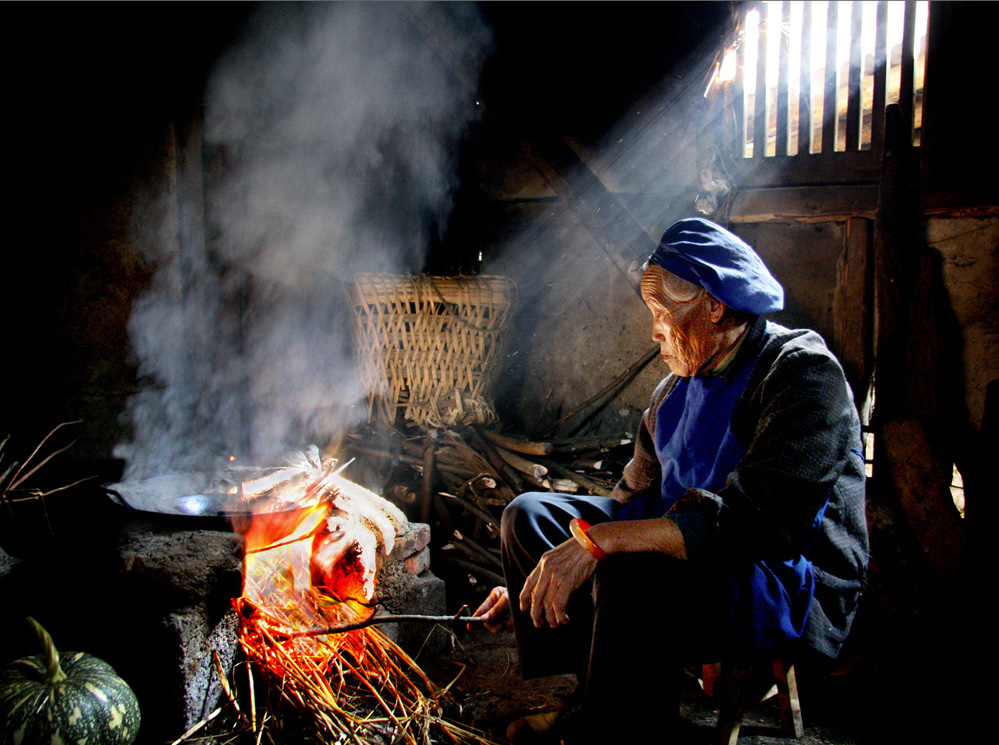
left=419, top=433, right=437, bottom=525
left=832, top=216, right=874, bottom=412
left=872, top=103, right=967, bottom=589
left=872, top=103, right=911, bottom=425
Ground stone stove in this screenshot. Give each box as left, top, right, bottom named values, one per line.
left=0, top=505, right=444, bottom=744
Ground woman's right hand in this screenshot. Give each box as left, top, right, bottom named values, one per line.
left=469, top=586, right=513, bottom=633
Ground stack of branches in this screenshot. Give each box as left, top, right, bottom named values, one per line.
left=341, top=422, right=634, bottom=602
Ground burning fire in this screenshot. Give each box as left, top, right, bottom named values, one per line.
left=226, top=455, right=491, bottom=744
left=235, top=458, right=406, bottom=636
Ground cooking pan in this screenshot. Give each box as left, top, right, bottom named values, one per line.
left=104, top=470, right=302, bottom=531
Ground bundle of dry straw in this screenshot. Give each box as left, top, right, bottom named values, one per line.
left=232, top=587, right=496, bottom=744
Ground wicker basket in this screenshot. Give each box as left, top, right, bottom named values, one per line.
left=349, top=274, right=518, bottom=426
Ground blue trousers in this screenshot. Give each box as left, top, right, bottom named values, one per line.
left=501, top=492, right=731, bottom=742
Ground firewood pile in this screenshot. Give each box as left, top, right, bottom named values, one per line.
left=339, top=421, right=634, bottom=603
left=344, top=272, right=651, bottom=606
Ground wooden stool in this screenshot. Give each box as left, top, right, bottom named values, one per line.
left=701, top=658, right=804, bottom=745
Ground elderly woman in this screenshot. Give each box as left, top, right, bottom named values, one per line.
left=474, top=218, right=868, bottom=744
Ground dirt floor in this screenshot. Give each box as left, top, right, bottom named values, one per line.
left=419, top=627, right=870, bottom=745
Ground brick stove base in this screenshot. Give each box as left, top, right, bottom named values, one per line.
left=376, top=522, right=449, bottom=654
left=0, top=517, right=444, bottom=744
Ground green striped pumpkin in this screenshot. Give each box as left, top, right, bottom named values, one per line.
left=0, top=618, right=140, bottom=745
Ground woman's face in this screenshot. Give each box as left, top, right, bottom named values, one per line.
left=640, top=265, right=723, bottom=377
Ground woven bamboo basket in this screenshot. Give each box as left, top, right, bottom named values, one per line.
left=349, top=274, right=518, bottom=426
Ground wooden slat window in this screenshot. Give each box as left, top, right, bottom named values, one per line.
left=716, top=1, right=929, bottom=158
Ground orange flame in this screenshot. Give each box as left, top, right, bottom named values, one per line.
left=234, top=464, right=406, bottom=644
left=228, top=462, right=494, bottom=745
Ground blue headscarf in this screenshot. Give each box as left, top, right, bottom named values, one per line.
left=648, top=218, right=784, bottom=315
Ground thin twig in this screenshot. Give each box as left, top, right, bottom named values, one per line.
left=439, top=491, right=500, bottom=533
left=9, top=421, right=80, bottom=490
left=282, top=613, right=487, bottom=639
left=533, top=457, right=615, bottom=497
left=540, top=347, right=657, bottom=438
left=442, top=556, right=506, bottom=588
left=26, top=475, right=97, bottom=499
left=169, top=706, right=223, bottom=745
left=452, top=530, right=503, bottom=570
left=243, top=521, right=328, bottom=555
left=212, top=651, right=241, bottom=715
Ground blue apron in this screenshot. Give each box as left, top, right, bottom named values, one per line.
left=620, top=359, right=822, bottom=657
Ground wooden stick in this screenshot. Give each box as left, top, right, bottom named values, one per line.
left=419, top=435, right=436, bottom=524
left=493, top=446, right=550, bottom=489
left=431, top=484, right=455, bottom=538
left=534, top=457, right=615, bottom=497
left=550, top=434, right=633, bottom=454
left=441, top=540, right=489, bottom=566
left=467, top=428, right=527, bottom=493
left=462, top=475, right=507, bottom=509
left=562, top=458, right=606, bottom=471
left=437, top=428, right=512, bottom=491
left=479, top=429, right=553, bottom=456
left=346, top=444, right=478, bottom=479
left=441, top=556, right=506, bottom=588
left=470, top=474, right=517, bottom=505
left=283, top=612, right=488, bottom=638
left=453, top=530, right=503, bottom=570
left=6, top=421, right=81, bottom=493
left=530, top=388, right=555, bottom=440
left=550, top=478, right=580, bottom=493
left=541, top=347, right=657, bottom=438
left=439, top=491, right=501, bottom=533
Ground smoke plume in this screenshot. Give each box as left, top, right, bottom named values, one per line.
left=117, top=2, right=491, bottom=482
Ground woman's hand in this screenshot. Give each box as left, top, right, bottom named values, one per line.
left=520, top=538, right=599, bottom=629
left=469, top=586, right=513, bottom=633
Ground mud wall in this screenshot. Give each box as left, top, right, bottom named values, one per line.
left=490, top=213, right=997, bottom=440
left=490, top=218, right=851, bottom=438
left=924, top=216, right=999, bottom=430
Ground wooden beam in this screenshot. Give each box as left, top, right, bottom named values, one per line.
left=727, top=184, right=878, bottom=223
left=521, top=128, right=657, bottom=291
left=728, top=150, right=881, bottom=187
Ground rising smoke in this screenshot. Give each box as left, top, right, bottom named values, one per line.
left=117, top=3, right=492, bottom=482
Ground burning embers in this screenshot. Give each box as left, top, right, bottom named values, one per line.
left=230, top=456, right=491, bottom=744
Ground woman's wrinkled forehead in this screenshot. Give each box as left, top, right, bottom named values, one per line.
left=641, top=264, right=702, bottom=306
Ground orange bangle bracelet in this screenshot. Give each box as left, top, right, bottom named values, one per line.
left=569, top=518, right=608, bottom=560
